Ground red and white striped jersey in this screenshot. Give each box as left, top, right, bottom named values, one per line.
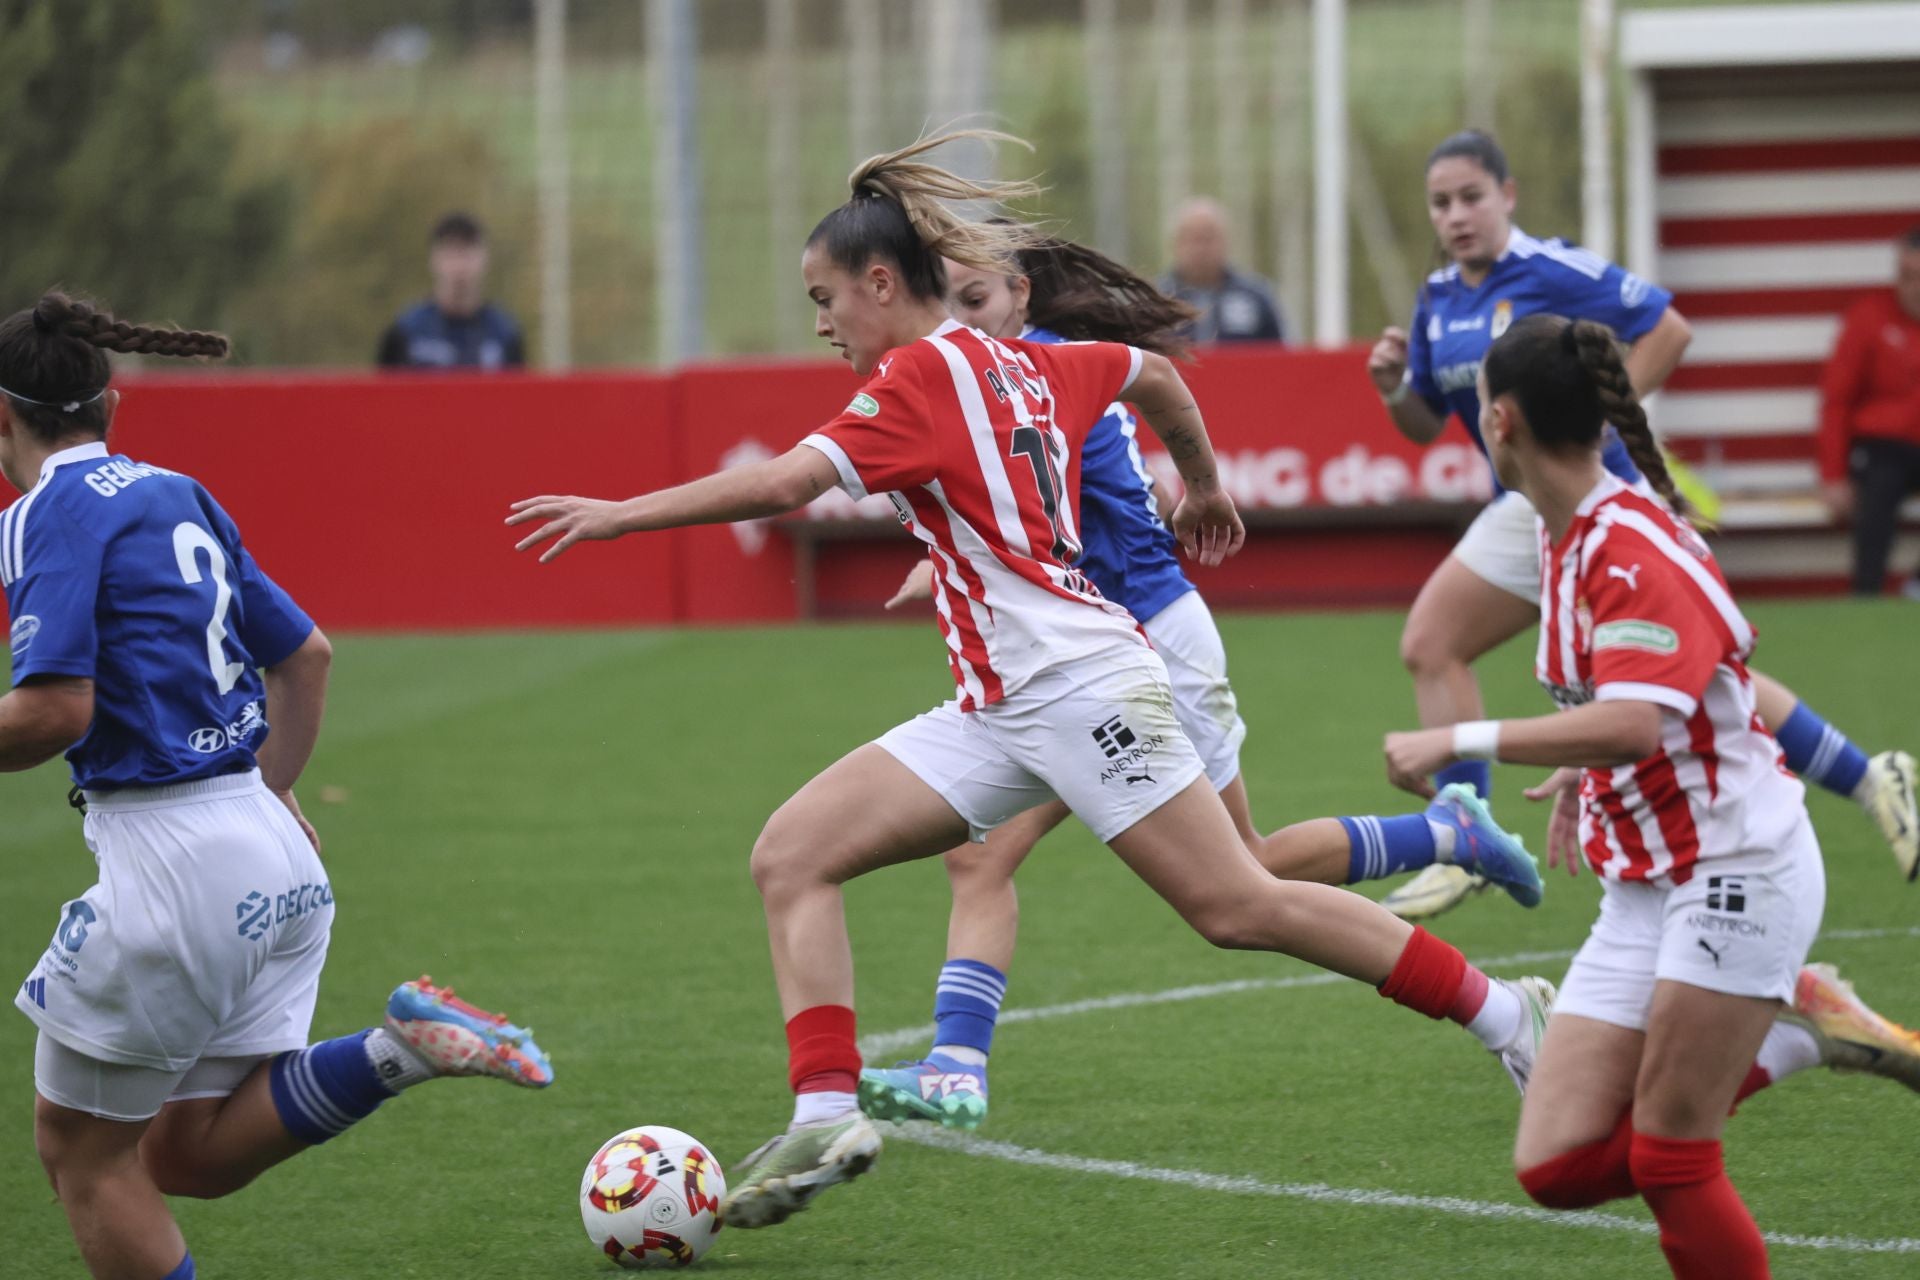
left=1535, top=474, right=1804, bottom=885
left=802, top=320, right=1148, bottom=709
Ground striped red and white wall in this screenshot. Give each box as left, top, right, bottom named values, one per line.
left=1620, top=4, right=1920, bottom=547
left=1650, top=90, right=1920, bottom=525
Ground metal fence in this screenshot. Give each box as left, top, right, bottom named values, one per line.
left=2, top=0, right=1825, bottom=369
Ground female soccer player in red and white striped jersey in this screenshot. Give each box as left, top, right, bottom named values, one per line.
left=1380, top=314, right=1920, bottom=1279
left=508, top=131, right=1557, bottom=1233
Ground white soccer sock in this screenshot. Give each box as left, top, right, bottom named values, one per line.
left=1754, top=1021, right=1823, bottom=1082
left=790, top=1090, right=858, bottom=1128
left=931, top=1043, right=988, bottom=1067
left=1427, top=818, right=1459, bottom=865
left=1466, top=980, right=1523, bottom=1051
left=363, top=1026, right=435, bottom=1092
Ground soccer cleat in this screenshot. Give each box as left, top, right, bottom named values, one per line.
left=1425, top=783, right=1545, bottom=908
left=1857, top=750, right=1918, bottom=882
left=719, top=1111, right=882, bottom=1229
left=857, top=1054, right=988, bottom=1130
left=1493, top=976, right=1557, bottom=1095
left=384, top=977, right=554, bottom=1088
left=1782, top=962, right=1920, bottom=1093
left=1381, top=864, right=1491, bottom=920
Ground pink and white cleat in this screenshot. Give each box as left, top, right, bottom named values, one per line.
left=384, top=976, right=554, bottom=1088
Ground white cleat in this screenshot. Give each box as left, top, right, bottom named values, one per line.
left=1493, top=976, right=1557, bottom=1095
left=1857, top=751, right=1918, bottom=882
left=1382, top=863, right=1490, bottom=920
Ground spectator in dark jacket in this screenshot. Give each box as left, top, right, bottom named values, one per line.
left=1157, top=197, right=1287, bottom=345
left=1819, top=225, right=1920, bottom=597
left=378, top=212, right=526, bottom=371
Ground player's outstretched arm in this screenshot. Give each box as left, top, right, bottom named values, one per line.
left=0, top=675, right=93, bottom=772
left=1383, top=700, right=1663, bottom=797
left=1127, top=351, right=1245, bottom=567
left=258, top=627, right=333, bottom=849
left=509, top=445, right=841, bottom=564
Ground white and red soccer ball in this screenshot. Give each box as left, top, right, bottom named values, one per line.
left=580, top=1125, right=727, bottom=1269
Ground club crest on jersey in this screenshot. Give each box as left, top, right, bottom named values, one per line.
left=1490, top=300, right=1513, bottom=339
left=846, top=393, right=879, bottom=418
left=1574, top=596, right=1593, bottom=648
left=1592, top=619, right=1678, bottom=655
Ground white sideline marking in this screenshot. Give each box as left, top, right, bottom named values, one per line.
left=887, top=1128, right=1920, bottom=1255
left=865, top=925, right=1920, bottom=1255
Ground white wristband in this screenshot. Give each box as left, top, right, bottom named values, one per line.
left=1452, top=720, right=1501, bottom=761
left=1380, top=379, right=1411, bottom=407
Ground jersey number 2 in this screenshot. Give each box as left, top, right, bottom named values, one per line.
left=1009, top=426, right=1071, bottom=562
left=172, top=523, right=246, bottom=695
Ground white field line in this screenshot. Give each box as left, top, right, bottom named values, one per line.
left=865, top=924, right=1920, bottom=1256
left=888, top=1127, right=1920, bottom=1255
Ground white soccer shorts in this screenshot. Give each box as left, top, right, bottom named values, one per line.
left=1140, top=589, right=1247, bottom=792
left=1451, top=489, right=1542, bottom=602
left=17, top=770, right=332, bottom=1119
left=1555, top=815, right=1827, bottom=1031
left=876, top=644, right=1207, bottom=844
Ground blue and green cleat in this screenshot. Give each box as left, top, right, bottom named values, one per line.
left=857, top=1053, right=988, bottom=1130
left=1426, top=783, right=1544, bottom=908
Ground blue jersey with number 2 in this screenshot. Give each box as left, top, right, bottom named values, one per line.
left=1023, top=327, right=1194, bottom=624
left=1408, top=228, right=1672, bottom=491
left=1, top=442, right=314, bottom=790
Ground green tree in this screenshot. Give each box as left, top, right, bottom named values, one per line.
left=0, top=0, right=288, bottom=331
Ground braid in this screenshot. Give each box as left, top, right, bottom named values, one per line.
left=37, top=293, right=230, bottom=360
left=1567, top=319, right=1687, bottom=518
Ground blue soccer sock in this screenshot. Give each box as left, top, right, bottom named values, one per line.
left=162, top=1253, right=195, bottom=1280
left=931, top=959, right=1007, bottom=1060
left=269, top=1029, right=399, bottom=1145
left=1434, top=760, right=1491, bottom=798
left=1773, top=700, right=1870, bottom=798
left=1340, top=814, right=1444, bottom=884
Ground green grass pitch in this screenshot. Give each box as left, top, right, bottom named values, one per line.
left=3, top=601, right=1916, bottom=1277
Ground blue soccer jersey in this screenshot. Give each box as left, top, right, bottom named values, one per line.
left=1407, top=228, right=1673, bottom=490
left=1, top=442, right=314, bottom=790
left=1023, top=327, right=1194, bottom=624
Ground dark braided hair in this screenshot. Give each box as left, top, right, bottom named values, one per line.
left=0, top=291, right=228, bottom=444
left=1483, top=313, right=1688, bottom=518
left=1012, top=233, right=1197, bottom=360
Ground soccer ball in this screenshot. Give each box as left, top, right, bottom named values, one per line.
left=580, top=1125, right=728, bottom=1269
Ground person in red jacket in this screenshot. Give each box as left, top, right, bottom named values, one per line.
left=1820, top=225, right=1920, bottom=597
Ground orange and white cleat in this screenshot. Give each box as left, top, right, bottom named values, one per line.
left=1782, top=962, right=1920, bottom=1094
left=385, top=976, right=554, bottom=1088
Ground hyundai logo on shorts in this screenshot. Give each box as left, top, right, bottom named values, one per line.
left=189, top=726, right=228, bottom=753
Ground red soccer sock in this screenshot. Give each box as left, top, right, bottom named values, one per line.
left=1379, top=926, right=1480, bottom=1023
left=1629, top=1131, right=1770, bottom=1279
left=1517, top=1109, right=1636, bottom=1209
left=785, top=1005, right=860, bottom=1095
left=1729, top=1063, right=1772, bottom=1114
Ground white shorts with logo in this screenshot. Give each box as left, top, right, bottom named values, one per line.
left=876, top=644, right=1207, bottom=844
left=1451, top=489, right=1541, bottom=601
left=1140, top=589, right=1247, bottom=791
left=1554, top=815, right=1826, bottom=1031
left=16, top=770, right=332, bottom=1120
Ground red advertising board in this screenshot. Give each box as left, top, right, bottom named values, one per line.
left=4, top=344, right=1480, bottom=630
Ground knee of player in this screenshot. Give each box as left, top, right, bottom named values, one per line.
left=747, top=820, right=822, bottom=897
left=1187, top=895, right=1277, bottom=951
left=1398, top=617, right=1455, bottom=677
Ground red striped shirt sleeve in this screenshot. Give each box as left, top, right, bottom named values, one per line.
left=1583, top=530, right=1727, bottom=718
left=801, top=352, right=938, bottom=500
